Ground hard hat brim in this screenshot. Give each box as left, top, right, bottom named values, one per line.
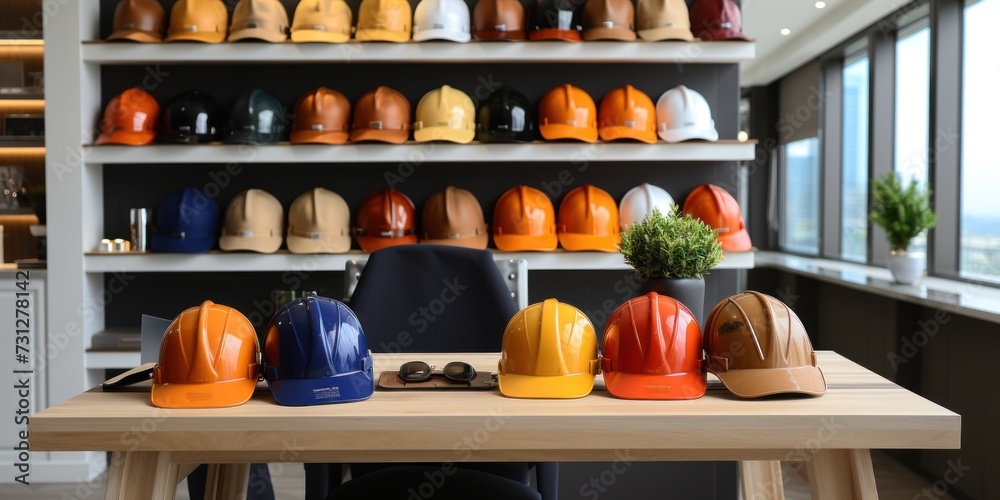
left=539, top=124, right=598, bottom=143
left=528, top=28, right=582, bottom=42
left=558, top=233, right=620, bottom=252
left=107, top=29, right=164, bottom=43
left=157, top=131, right=219, bottom=144
left=473, top=30, right=526, bottom=41
left=290, top=130, right=350, bottom=144
left=713, top=365, right=826, bottom=398
left=291, top=29, right=351, bottom=43
left=657, top=124, right=719, bottom=143
left=286, top=234, right=352, bottom=254
left=413, top=29, right=471, bottom=43
left=414, top=127, right=475, bottom=144
left=151, top=232, right=216, bottom=253
left=355, top=29, right=411, bottom=42
left=165, top=31, right=227, bottom=43
left=267, top=369, right=374, bottom=406
left=695, top=29, right=754, bottom=42
left=493, top=232, right=558, bottom=252
left=151, top=378, right=257, bottom=408
left=350, top=129, right=410, bottom=144
left=603, top=371, right=707, bottom=400
left=582, top=27, right=636, bottom=41
left=95, top=130, right=158, bottom=146
left=599, top=126, right=657, bottom=144
left=718, top=228, right=752, bottom=252
left=478, top=130, right=536, bottom=143
left=420, top=232, right=488, bottom=249
left=225, top=130, right=285, bottom=145
left=637, top=27, right=694, bottom=42
left=228, top=28, right=290, bottom=43
left=219, top=234, right=283, bottom=254
left=357, top=235, right=418, bottom=253
left=499, top=372, right=595, bottom=399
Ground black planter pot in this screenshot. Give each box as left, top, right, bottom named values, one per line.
left=639, top=277, right=706, bottom=326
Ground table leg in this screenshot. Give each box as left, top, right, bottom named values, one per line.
left=740, top=460, right=785, bottom=500
left=103, top=451, right=174, bottom=500
left=805, top=449, right=879, bottom=499
left=150, top=452, right=180, bottom=500
left=204, top=464, right=222, bottom=500
left=215, top=464, right=251, bottom=500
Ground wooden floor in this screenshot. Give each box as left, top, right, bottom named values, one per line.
left=1, top=452, right=956, bottom=499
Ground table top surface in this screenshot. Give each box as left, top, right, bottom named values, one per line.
left=29, top=352, right=960, bottom=462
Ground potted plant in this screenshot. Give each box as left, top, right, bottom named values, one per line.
left=869, top=173, right=937, bottom=285
left=619, top=207, right=724, bottom=323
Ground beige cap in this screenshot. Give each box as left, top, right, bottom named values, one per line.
left=636, top=0, right=694, bottom=41
left=287, top=188, right=352, bottom=254
left=219, top=189, right=284, bottom=254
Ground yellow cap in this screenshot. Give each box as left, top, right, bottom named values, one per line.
left=165, top=0, right=229, bottom=43
left=292, top=0, right=353, bottom=43
left=413, top=85, right=476, bottom=144
left=498, top=299, right=599, bottom=399
left=356, top=0, right=413, bottom=42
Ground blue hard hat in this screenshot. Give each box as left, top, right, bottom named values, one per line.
left=151, top=187, right=220, bottom=253
left=263, top=294, right=374, bottom=406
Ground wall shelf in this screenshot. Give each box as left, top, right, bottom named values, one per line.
left=82, top=41, right=755, bottom=65
left=0, top=137, right=44, bottom=147
left=84, top=140, right=755, bottom=164
left=84, top=250, right=755, bottom=273
left=85, top=350, right=140, bottom=370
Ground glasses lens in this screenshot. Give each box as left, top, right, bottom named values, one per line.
left=443, top=362, right=477, bottom=382
left=399, top=361, right=432, bottom=382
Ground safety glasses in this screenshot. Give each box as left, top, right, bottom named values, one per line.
left=397, top=361, right=478, bottom=384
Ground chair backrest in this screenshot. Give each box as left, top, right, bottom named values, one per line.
left=348, top=245, right=521, bottom=353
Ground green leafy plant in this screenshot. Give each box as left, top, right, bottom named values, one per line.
left=619, top=207, right=723, bottom=280
left=869, top=173, right=937, bottom=251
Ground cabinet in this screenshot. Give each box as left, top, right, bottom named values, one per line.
left=46, top=1, right=755, bottom=481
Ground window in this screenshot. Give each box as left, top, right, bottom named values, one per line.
left=781, top=138, right=821, bottom=255
left=841, top=55, right=870, bottom=262
left=961, top=0, right=1000, bottom=281
left=895, top=22, right=931, bottom=254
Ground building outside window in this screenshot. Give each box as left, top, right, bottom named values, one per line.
left=781, top=138, right=821, bottom=255
left=895, top=22, right=931, bottom=254
left=841, top=54, right=870, bottom=262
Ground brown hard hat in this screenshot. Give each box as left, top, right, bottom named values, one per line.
left=473, top=0, right=526, bottom=41
left=291, top=87, right=352, bottom=144
left=355, top=188, right=418, bottom=252
left=350, top=86, right=411, bottom=144
left=108, top=0, right=167, bottom=42
left=582, top=0, right=636, bottom=41
left=420, top=186, right=489, bottom=249
left=704, top=291, right=827, bottom=398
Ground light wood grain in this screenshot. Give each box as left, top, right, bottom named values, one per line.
left=176, top=463, right=199, bottom=484
left=214, top=464, right=250, bottom=500
left=104, top=451, right=158, bottom=499
left=150, top=452, right=178, bottom=500
left=103, top=452, right=125, bottom=500
left=805, top=449, right=879, bottom=499
left=741, top=461, right=785, bottom=500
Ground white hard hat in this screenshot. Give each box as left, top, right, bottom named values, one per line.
left=413, top=0, right=471, bottom=42
left=655, top=85, right=719, bottom=143
left=619, top=183, right=675, bottom=230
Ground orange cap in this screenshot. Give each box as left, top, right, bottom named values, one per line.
left=538, top=84, right=598, bottom=143
left=582, top=0, right=636, bottom=41
left=599, top=85, right=657, bottom=144
left=493, top=185, right=558, bottom=251
left=291, top=87, right=352, bottom=144
left=420, top=186, right=489, bottom=249
left=355, top=188, right=418, bottom=252
left=350, top=86, right=411, bottom=144
left=95, top=88, right=161, bottom=146
left=165, top=0, right=229, bottom=43
left=151, top=300, right=260, bottom=408
left=473, top=0, right=526, bottom=40
left=558, top=185, right=621, bottom=252
left=601, top=292, right=706, bottom=400
left=108, top=0, right=167, bottom=42
left=682, top=184, right=752, bottom=252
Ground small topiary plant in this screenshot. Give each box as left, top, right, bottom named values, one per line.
left=869, top=173, right=937, bottom=251
left=619, top=207, right=724, bottom=280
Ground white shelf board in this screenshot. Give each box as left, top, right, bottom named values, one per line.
left=85, top=350, right=140, bottom=370
left=82, top=41, right=755, bottom=64
left=84, top=250, right=754, bottom=273
left=83, top=141, right=755, bottom=164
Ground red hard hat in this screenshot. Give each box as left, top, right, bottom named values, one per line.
left=682, top=184, right=752, bottom=252
left=355, top=188, right=418, bottom=252
left=689, top=0, right=753, bottom=41
left=601, top=292, right=706, bottom=400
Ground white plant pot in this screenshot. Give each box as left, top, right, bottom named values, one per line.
left=888, top=249, right=926, bottom=286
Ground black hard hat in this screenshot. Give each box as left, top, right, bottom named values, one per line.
left=478, top=87, right=537, bottom=143
left=224, top=89, right=288, bottom=145
left=527, top=0, right=584, bottom=41
left=159, top=90, right=222, bottom=144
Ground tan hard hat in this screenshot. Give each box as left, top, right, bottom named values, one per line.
left=229, top=0, right=290, bottom=43
left=356, top=0, right=413, bottom=42
left=414, top=85, right=476, bottom=144
left=108, top=0, right=167, bottom=42
left=292, top=0, right=353, bottom=42
left=636, top=0, right=694, bottom=41
left=287, top=188, right=352, bottom=254
left=420, top=186, right=488, bottom=249
left=704, top=291, right=827, bottom=398
left=219, top=189, right=284, bottom=254
left=165, top=0, right=229, bottom=43
left=582, top=0, right=636, bottom=41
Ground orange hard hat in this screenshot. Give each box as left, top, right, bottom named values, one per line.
left=582, top=0, right=636, bottom=41
left=493, top=185, right=558, bottom=251
left=354, top=188, right=418, bottom=252
left=291, top=87, right=352, bottom=144
left=96, top=88, right=161, bottom=146
left=151, top=300, right=260, bottom=408
left=599, top=85, right=657, bottom=144
left=350, top=86, right=411, bottom=144
left=558, top=185, right=621, bottom=252
left=420, top=186, right=489, bottom=249
left=165, top=0, right=229, bottom=43
left=473, top=0, right=526, bottom=40
left=601, top=292, right=706, bottom=400
left=539, top=84, right=598, bottom=143
left=682, top=184, right=752, bottom=251
left=108, top=0, right=167, bottom=42
left=705, top=291, right=826, bottom=398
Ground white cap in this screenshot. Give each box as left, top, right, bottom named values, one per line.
left=655, top=85, right=719, bottom=143
left=619, top=183, right=675, bottom=230
left=413, top=0, right=471, bottom=42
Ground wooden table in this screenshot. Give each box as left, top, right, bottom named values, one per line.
left=30, top=351, right=960, bottom=500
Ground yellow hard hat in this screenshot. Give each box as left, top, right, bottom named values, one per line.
left=165, top=0, right=229, bottom=43
left=292, top=0, right=353, bottom=43
left=498, top=298, right=599, bottom=399
left=414, top=85, right=476, bottom=144
left=356, top=0, right=413, bottom=42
